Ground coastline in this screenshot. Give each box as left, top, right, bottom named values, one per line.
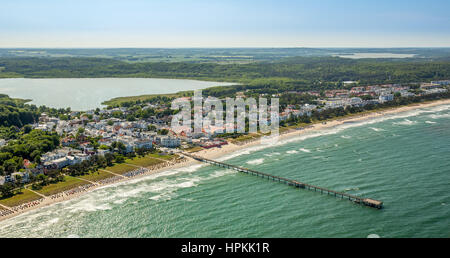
left=1, top=98, right=450, bottom=223
left=195, top=98, right=450, bottom=160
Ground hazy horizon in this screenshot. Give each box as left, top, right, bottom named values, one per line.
left=1, top=0, right=449, bottom=48
left=1, top=47, right=450, bottom=49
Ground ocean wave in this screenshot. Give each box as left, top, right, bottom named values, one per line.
left=211, top=105, right=448, bottom=161
left=299, top=148, right=311, bottom=153
left=149, top=192, right=172, bottom=201
left=369, top=127, right=385, bottom=132
left=425, top=121, right=437, bottom=124
left=286, top=150, right=299, bottom=154
left=66, top=195, right=113, bottom=213
left=264, top=152, right=281, bottom=157
left=425, top=104, right=450, bottom=113
left=246, top=158, right=265, bottom=165
left=341, top=135, right=352, bottom=139
left=429, top=113, right=450, bottom=119
left=393, top=119, right=417, bottom=126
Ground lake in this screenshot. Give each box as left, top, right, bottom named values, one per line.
left=334, top=53, right=416, bottom=59
left=0, top=78, right=236, bottom=110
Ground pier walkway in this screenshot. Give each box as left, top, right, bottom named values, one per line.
left=183, top=153, right=383, bottom=209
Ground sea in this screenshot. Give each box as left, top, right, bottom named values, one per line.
left=0, top=104, right=449, bottom=238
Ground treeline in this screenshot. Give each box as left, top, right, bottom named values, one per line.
left=0, top=94, right=39, bottom=127
left=0, top=129, right=60, bottom=175
left=4, top=56, right=443, bottom=106
left=1, top=56, right=450, bottom=87
left=0, top=94, right=70, bottom=128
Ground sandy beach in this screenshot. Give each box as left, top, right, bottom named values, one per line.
left=1, top=98, right=450, bottom=223
left=197, top=99, right=450, bottom=160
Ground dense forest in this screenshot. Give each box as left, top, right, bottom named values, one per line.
left=0, top=95, right=64, bottom=176
left=1, top=56, right=450, bottom=86
left=0, top=129, right=60, bottom=175
left=2, top=56, right=449, bottom=105
left=0, top=94, right=40, bottom=128
left=0, top=94, right=70, bottom=129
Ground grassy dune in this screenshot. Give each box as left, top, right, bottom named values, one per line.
left=36, top=176, right=89, bottom=196
left=79, top=170, right=115, bottom=182
left=0, top=189, right=41, bottom=207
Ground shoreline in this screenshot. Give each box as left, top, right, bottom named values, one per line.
left=1, top=98, right=450, bottom=223
left=195, top=98, right=450, bottom=160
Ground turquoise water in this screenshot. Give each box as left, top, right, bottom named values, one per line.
left=0, top=78, right=235, bottom=110
left=1, top=104, right=449, bottom=237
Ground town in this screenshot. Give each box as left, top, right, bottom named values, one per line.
left=1, top=80, right=449, bottom=188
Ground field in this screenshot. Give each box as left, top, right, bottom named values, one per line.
left=0, top=189, right=41, bottom=207
left=147, top=153, right=176, bottom=160
left=185, top=146, right=203, bottom=153
left=79, top=170, right=115, bottom=182
left=36, top=176, right=89, bottom=196
left=229, top=133, right=261, bottom=143
left=128, top=153, right=175, bottom=165
left=104, top=163, right=135, bottom=175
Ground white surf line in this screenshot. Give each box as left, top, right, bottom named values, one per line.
left=25, top=188, right=48, bottom=199
left=99, top=169, right=127, bottom=178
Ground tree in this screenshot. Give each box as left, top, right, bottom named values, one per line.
left=3, top=159, right=16, bottom=174
left=14, top=174, right=22, bottom=184
left=23, top=124, right=32, bottom=134
left=158, top=129, right=169, bottom=135
left=104, top=153, right=114, bottom=166
left=115, top=155, right=125, bottom=163
left=0, top=183, right=14, bottom=197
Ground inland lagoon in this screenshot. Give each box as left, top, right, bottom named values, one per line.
left=0, top=78, right=236, bottom=110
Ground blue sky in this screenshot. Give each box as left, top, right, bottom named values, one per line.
left=1, top=0, right=449, bottom=47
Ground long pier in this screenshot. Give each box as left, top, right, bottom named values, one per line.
left=183, top=153, right=383, bottom=209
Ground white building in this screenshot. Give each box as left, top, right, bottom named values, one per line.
left=379, top=94, right=394, bottom=103
left=350, top=97, right=363, bottom=106
left=135, top=139, right=153, bottom=150
left=45, top=157, right=71, bottom=169
left=400, top=90, right=415, bottom=97
left=431, top=80, right=450, bottom=86
left=161, top=136, right=181, bottom=148
left=97, top=149, right=111, bottom=156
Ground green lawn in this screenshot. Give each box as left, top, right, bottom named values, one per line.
left=79, top=170, right=115, bottom=182
left=185, top=146, right=204, bottom=153
left=0, top=189, right=41, bottom=207
left=36, top=176, right=89, bottom=196
left=125, top=155, right=164, bottom=167
left=147, top=153, right=176, bottom=160
left=104, top=163, right=136, bottom=174
left=230, top=133, right=261, bottom=143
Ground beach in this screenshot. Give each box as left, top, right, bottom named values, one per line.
left=1, top=98, right=450, bottom=223
left=197, top=99, right=450, bottom=160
